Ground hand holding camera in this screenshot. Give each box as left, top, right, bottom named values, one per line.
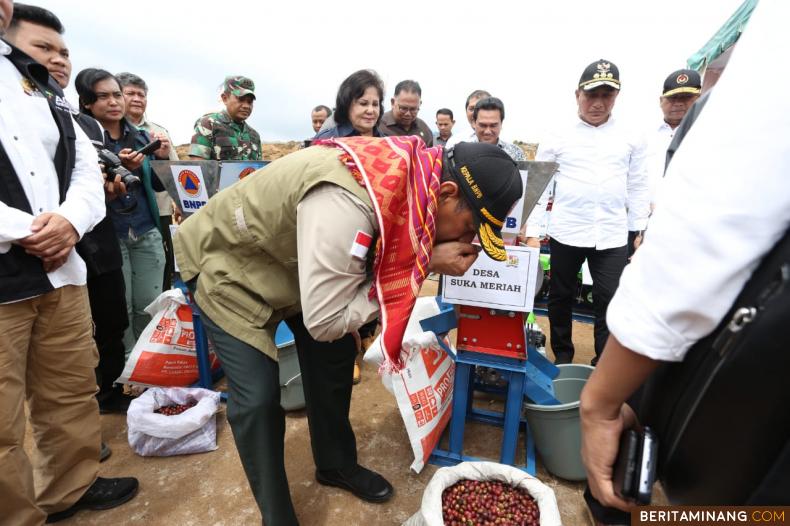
left=100, top=166, right=126, bottom=200
left=96, top=148, right=139, bottom=203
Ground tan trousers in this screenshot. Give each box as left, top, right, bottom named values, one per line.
left=0, top=285, right=101, bottom=526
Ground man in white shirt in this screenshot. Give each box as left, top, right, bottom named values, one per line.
left=644, top=68, right=701, bottom=210
left=524, top=59, right=650, bottom=365
left=445, top=88, right=491, bottom=148
left=580, top=0, right=790, bottom=512
left=0, top=2, right=138, bottom=524
left=468, top=96, right=526, bottom=161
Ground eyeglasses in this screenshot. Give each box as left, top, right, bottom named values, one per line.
left=396, top=104, right=420, bottom=115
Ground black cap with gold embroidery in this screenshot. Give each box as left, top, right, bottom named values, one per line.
left=662, top=69, right=702, bottom=97
left=578, top=59, right=621, bottom=91
left=445, top=142, right=523, bottom=262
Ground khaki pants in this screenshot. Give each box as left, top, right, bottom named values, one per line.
left=0, top=285, right=101, bottom=526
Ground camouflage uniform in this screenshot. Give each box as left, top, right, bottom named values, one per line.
left=189, top=110, right=262, bottom=160
left=189, top=76, right=262, bottom=161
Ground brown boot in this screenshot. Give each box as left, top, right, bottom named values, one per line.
left=353, top=360, right=361, bottom=385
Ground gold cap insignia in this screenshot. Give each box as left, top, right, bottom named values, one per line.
left=594, top=62, right=614, bottom=80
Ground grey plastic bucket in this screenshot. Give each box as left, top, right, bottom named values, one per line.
left=523, top=364, right=594, bottom=480
left=276, top=323, right=305, bottom=411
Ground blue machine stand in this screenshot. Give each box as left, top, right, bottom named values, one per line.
left=422, top=299, right=560, bottom=474
left=173, top=279, right=227, bottom=401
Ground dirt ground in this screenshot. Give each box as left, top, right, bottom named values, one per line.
left=23, top=276, right=650, bottom=526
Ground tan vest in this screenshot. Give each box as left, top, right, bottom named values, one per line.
left=173, top=146, right=372, bottom=359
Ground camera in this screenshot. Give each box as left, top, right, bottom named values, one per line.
left=96, top=148, right=141, bottom=189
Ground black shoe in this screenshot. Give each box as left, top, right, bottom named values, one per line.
left=100, top=442, right=112, bottom=463
left=98, top=391, right=135, bottom=414
left=553, top=353, right=573, bottom=365
left=316, top=464, right=394, bottom=503
left=46, top=477, right=139, bottom=523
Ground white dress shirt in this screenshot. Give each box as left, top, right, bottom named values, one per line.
left=526, top=116, right=650, bottom=249
left=0, top=40, right=105, bottom=296
left=445, top=130, right=518, bottom=151
left=644, top=121, right=675, bottom=206
left=447, top=133, right=526, bottom=161
left=606, top=0, right=790, bottom=362
left=444, top=130, right=476, bottom=149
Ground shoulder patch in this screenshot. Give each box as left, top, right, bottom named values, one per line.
left=349, top=230, right=373, bottom=259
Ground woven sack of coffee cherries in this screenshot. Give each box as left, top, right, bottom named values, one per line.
left=404, top=461, right=561, bottom=526
left=127, top=387, right=221, bottom=457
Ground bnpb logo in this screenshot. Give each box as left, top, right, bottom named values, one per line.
left=178, top=170, right=201, bottom=196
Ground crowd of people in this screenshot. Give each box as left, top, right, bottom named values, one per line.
left=1, top=0, right=788, bottom=525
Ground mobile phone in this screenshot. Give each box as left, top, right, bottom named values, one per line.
left=613, top=428, right=640, bottom=501
left=613, top=427, right=658, bottom=504
left=134, top=138, right=161, bottom=157
left=635, top=427, right=658, bottom=504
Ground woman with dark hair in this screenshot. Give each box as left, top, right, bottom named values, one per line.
left=75, top=68, right=169, bottom=356
left=315, top=69, right=384, bottom=139
left=315, top=69, right=385, bottom=383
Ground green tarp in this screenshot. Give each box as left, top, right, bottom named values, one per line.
left=687, top=0, right=758, bottom=71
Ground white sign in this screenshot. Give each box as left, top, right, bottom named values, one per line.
left=502, top=169, right=529, bottom=235
left=218, top=161, right=267, bottom=192
left=170, top=165, right=208, bottom=212
left=441, top=245, right=540, bottom=312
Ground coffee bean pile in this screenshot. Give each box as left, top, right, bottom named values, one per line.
left=441, top=479, right=540, bottom=526
left=154, top=400, right=197, bottom=416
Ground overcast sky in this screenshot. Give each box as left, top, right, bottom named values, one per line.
left=33, top=0, right=744, bottom=145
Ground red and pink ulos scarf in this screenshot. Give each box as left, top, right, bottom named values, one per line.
left=314, top=136, right=443, bottom=371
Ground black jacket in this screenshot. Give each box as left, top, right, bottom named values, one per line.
left=0, top=42, right=80, bottom=303
left=73, top=113, right=123, bottom=277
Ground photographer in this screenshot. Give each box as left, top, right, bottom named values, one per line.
left=75, top=68, right=168, bottom=357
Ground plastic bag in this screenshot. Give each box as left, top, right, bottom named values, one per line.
left=404, top=461, right=562, bottom=526
left=363, top=296, right=445, bottom=394
left=391, top=331, right=455, bottom=473
left=362, top=297, right=455, bottom=472
left=116, top=289, right=220, bottom=387
left=127, top=387, right=221, bottom=457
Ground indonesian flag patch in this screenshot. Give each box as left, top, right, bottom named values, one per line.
left=349, top=230, right=373, bottom=259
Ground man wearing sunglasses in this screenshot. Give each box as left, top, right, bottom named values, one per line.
left=378, top=79, right=434, bottom=146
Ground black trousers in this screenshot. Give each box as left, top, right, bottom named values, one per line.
left=198, top=308, right=357, bottom=526
left=86, top=268, right=128, bottom=397
left=160, top=214, right=174, bottom=291
left=548, top=238, right=627, bottom=363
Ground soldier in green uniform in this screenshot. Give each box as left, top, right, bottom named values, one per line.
left=188, top=75, right=262, bottom=160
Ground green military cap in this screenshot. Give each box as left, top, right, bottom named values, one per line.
left=224, top=75, right=256, bottom=98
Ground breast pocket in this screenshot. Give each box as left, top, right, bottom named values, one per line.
left=212, top=135, right=236, bottom=160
